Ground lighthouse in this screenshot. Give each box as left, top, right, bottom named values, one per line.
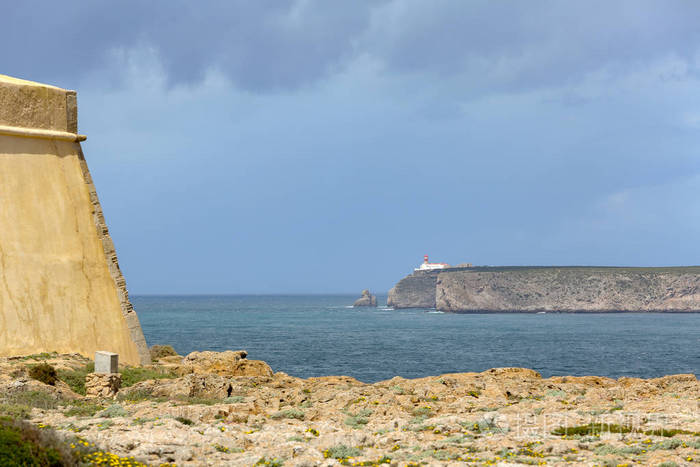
left=415, top=255, right=450, bottom=271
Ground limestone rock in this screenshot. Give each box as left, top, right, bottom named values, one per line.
left=179, top=350, right=273, bottom=377
left=86, top=373, right=122, bottom=398
left=6, top=353, right=699, bottom=467
left=353, top=289, right=377, bottom=307
left=387, top=270, right=439, bottom=308
left=390, top=266, right=700, bottom=311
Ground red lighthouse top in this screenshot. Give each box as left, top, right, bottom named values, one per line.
left=424, top=255, right=429, bottom=263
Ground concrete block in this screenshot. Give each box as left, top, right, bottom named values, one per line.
left=95, top=351, right=118, bottom=374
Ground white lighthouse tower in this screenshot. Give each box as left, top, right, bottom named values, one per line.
left=415, top=255, right=450, bottom=271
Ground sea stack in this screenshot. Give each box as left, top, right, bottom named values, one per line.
left=353, top=289, right=377, bottom=307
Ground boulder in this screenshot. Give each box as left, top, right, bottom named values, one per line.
left=353, top=289, right=377, bottom=307
left=85, top=373, right=122, bottom=398
left=178, top=350, right=272, bottom=377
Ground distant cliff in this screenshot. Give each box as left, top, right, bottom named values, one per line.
left=388, top=267, right=700, bottom=312
left=387, top=271, right=439, bottom=308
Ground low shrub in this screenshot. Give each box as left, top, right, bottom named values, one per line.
left=0, top=404, right=30, bottom=420
left=0, top=417, right=73, bottom=466
left=552, top=423, right=633, bottom=436
left=99, top=404, right=128, bottom=418
left=22, top=352, right=58, bottom=362
left=28, top=363, right=58, bottom=386
left=63, top=401, right=104, bottom=417
left=644, top=428, right=694, bottom=437
left=120, top=366, right=176, bottom=387
left=3, top=390, right=59, bottom=410
left=173, top=395, right=220, bottom=406
left=343, top=408, right=372, bottom=428
left=175, top=416, right=194, bottom=426
left=255, top=457, right=284, bottom=466
left=594, top=444, right=642, bottom=456
left=324, top=444, right=362, bottom=459
left=57, top=362, right=94, bottom=395
left=149, top=345, right=178, bottom=361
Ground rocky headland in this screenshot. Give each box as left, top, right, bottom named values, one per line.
left=388, top=267, right=700, bottom=312
left=1, top=351, right=698, bottom=466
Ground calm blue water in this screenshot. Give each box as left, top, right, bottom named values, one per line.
left=133, top=295, right=699, bottom=383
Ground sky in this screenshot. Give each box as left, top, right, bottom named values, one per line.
left=3, top=1, right=700, bottom=294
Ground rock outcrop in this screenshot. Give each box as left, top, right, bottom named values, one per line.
left=390, top=266, right=700, bottom=312
left=353, top=289, right=377, bottom=307
left=0, top=74, right=149, bottom=364
left=387, top=270, right=438, bottom=308
left=2, top=352, right=698, bottom=466
left=177, top=351, right=273, bottom=377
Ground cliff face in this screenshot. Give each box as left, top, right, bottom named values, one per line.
left=389, top=267, right=700, bottom=312
left=387, top=271, right=438, bottom=308
left=0, top=74, right=150, bottom=364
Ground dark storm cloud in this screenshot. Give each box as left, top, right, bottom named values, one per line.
left=365, top=0, right=700, bottom=92
left=4, top=1, right=700, bottom=93
left=2, top=0, right=384, bottom=90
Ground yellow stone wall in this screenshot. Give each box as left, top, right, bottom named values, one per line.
left=0, top=74, right=149, bottom=365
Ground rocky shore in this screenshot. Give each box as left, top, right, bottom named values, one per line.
left=1, top=351, right=698, bottom=466
left=389, top=267, right=700, bottom=312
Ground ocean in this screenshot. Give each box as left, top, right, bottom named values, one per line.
left=133, top=294, right=699, bottom=382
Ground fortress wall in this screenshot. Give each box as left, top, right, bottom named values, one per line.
left=0, top=75, right=149, bottom=365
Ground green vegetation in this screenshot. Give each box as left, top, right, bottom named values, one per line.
left=0, top=403, right=30, bottom=419
left=552, top=423, right=633, bottom=436
left=63, top=401, right=104, bottom=417
left=149, top=344, right=178, bottom=360
left=57, top=362, right=94, bottom=395
left=174, top=395, right=222, bottom=405
left=411, top=406, right=431, bottom=416
left=645, top=428, right=696, bottom=437
left=344, top=408, right=372, bottom=428
left=324, top=444, right=363, bottom=459
left=271, top=409, right=305, bottom=420
left=224, top=395, right=245, bottom=403
left=21, top=352, right=59, bottom=362
left=467, top=418, right=507, bottom=434
left=119, top=366, right=176, bottom=387
left=594, top=444, right=643, bottom=456
left=0, top=417, right=71, bottom=466
left=28, top=363, right=58, bottom=386
left=99, top=404, right=128, bottom=418
left=174, top=416, right=194, bottom=426
left=117, top=388, right=155, bottom=403
left=3, top=390, right=59, bottom=410
left=130, top=417, right=155, bottom=426
left=552, top=423, right=698, bottom=437
left=255, top=457, right=285, bottom=466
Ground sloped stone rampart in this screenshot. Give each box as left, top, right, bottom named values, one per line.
left=0, top=74, right=149, bottom=364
